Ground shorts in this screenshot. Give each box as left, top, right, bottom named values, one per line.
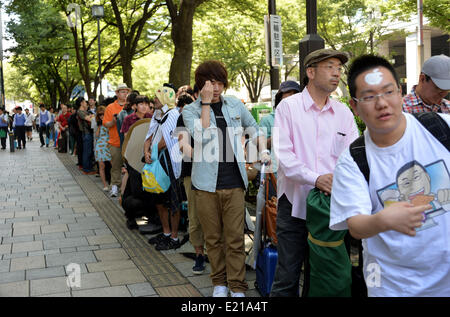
left=148, top=191, right=170, bottom=208
left=25, top=126, right=33, bottom=132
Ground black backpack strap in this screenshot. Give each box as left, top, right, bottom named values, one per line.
left=349, top=135, right=370, bottom=184
left=412, top=112, right=450, bottom=151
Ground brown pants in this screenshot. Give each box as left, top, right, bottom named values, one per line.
left=194, top=188, right=248, bottom=293
left=109, top=144, right=123, bottom=187
left=183, top=176, right=205, bottom=248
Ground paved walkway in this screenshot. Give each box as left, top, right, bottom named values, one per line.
left=0, top=133, right=259, bottom=297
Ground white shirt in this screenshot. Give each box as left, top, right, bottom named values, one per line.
left=25, top=113, right=35, bottom=126
left=330, top=113, right=450, bottom=297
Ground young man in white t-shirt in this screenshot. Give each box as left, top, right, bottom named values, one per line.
left=329, top=55, right=450, bottom=297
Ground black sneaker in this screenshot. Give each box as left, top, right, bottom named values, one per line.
left=148, top=233, right=170, bottom=245
left=155, top=238, right=181, bottom=251
left=192, top=254, right=205, bottom=275
left=126, top=219, right=138, bottom=230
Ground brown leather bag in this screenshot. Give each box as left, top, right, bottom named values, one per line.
left=264, top=173, right=278, bottom=245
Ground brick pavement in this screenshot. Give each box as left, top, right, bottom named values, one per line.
left=0, top=132, right=259, bottom=297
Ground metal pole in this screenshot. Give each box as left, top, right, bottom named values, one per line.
left=299, top=0, right=324, bottom=91
left=65, top=60, right=69, bottom=101
left=268, top=0, right=280, bottom=91
left=97, top=18, right=103, bottom=102
left=0, top=5, right=5, bottom=109
left=417, top=0, right=424, bottom=71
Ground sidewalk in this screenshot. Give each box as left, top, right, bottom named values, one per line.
left=0, top=133, right=259, bottom=297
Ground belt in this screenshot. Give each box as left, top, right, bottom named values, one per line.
left=308, top=233, right=344, bottom=248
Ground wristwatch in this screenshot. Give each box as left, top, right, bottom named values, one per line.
left=201, top=101, right=212, bottom=106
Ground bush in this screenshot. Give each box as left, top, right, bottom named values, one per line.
left=338, top=97, right=366, bottom=135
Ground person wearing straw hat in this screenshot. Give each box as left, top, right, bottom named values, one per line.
left=103, top=83, right=131, bottom=197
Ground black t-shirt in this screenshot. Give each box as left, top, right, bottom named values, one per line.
left=210, top=102, right=244, bottom=190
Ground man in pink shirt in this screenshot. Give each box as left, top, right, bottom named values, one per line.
left=271, top=49, right=359, bottom=296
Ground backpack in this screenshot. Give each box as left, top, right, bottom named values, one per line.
left=349, top=112, right=450, bottom=297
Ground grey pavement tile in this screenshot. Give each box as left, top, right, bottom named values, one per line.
left=0, top=270, right=25, bottom=284
left=86, top=259, right=136, bottom=273
left=13, top=226, right=40, bottom=237
left=127, top=282, right=157, bottom=297
left=34, top=232, right=66, bottom=241
left=2, top=252, right=28, bottom=260
left=13, top=220, right=49, bottom=228
left=72, top=285, right=131, bottom=297
left=68, top=222, right=108, bottom=232
left=14, top=211, right=39, bottom=218
left=0, top=244, right=11, bottom=255
left=46, top=251, right=97, bottom=267
left=98, top=243, right=122, bottom=250
left=6, top=217, right=34, bottom=224
left=40, top=224, right=68, bottom=234
left=1, top=235, right=34, bottom=244
left=64, top=230, right=95, bottom=238
left=73, top=272, right=110, bottom=290
left=187, top=275, right=214, bottom=290
left=0, top=280, right=29, bottom=297
left=0, top=212, right=14, bottom=219
left=94, top=248, right=129, bottom=262
left=0, top=228, right=12, bottom=238
left=39, top=209, right=74, bottom=217
left=30, top=276, right=70, bottom=296
left=43, top=237, right=89, bottom=250
left=28, top=249, right=60, bottom=257
left=87, top=234, right=118, bottom=246
left=10, top=255, right=46, bottom=272
left=105, top=268, right=147, bottom=286
left=12, top=241, right=43, bottom=253
left=26, top=266, right=66, bottom=280
left=77, top=246, right=100, bottom=252
left=61, top=247, right=78, bottom=253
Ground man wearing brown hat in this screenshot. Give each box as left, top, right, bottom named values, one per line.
left=271, top=48, right=359, bottom=296
left=103, top=83, right=131, bottom=197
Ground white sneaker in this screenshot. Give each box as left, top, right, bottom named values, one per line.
left=103, top=186, right=109, bottom=192
left=110, top=185, right=118, bottom=197
left=230, top=291, right=245, bottom=297
left=212, top=285, right=228, bottom=297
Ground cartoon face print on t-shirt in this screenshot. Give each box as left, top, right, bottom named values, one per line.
left=377, top=160, right=450, bottom=231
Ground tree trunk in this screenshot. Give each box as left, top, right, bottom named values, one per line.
left=169, top=12, right=195, bottom=88
left=167, top=0, right=205, bottom=89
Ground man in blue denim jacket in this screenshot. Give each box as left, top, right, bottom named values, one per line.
left=182, top=60, right=270, bottom=297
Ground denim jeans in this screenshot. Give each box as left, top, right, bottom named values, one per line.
left=82, top=133, right=94, bottom=172
left=270, top=194, right=308, bottom=297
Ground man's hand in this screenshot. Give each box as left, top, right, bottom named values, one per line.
left=315, top=173, right=333, bottom=195
left=200, top=81, right=214, bottom=103
left=377, top=201, right=431, bottom=236
left=144, top=151, right=152, bottom=164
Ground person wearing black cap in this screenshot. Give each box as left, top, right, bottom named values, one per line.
left=260, top=80, right=301, bottom=151
left=271, top=48, right=359, bottom=297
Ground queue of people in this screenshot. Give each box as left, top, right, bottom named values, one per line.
left=0, top=52, right=448, bottom=299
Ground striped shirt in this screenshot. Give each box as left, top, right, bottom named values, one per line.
left=145, top=107, right=182, bottom=179
left=402, top=85, right=449, bottom=114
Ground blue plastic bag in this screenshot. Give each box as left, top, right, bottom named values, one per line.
left=142, top=143, right=171, bottom=193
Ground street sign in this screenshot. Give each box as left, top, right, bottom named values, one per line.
left=270, top=15, right=283, bottom=67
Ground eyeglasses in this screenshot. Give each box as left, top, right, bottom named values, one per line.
left=149, top=107, right=154, bottom=110
left=312, top=65, right=343, bottom=73
left=99, top=113, right=104, bottom=116
left=352, top=89, right=401, bottom=104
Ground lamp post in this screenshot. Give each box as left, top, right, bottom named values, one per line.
left=92, top=5, right=104, bottom=103
left=63, top=54, right=70, bottom=102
